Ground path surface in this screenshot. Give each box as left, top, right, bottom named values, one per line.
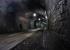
left=0, top=28, right=41, bottom=50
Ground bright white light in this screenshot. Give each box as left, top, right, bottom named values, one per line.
left=38, top=18, right=41, bottom=20
left=45, top=16, right=48, bottom=19
left=33, top=13, right=36, bottom=17
left=45, top=11, right=46, bottom=14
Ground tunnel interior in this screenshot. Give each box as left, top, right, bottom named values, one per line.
left=0, top=0, right=47, bottom=33
left=0, top=0, right=70, bottom=50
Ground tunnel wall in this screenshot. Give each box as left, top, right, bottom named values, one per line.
left=45, top=0, right=70, bottom=50
left=0, top=0, right=29, bottom=33
left=0, top=1, right=21, bottom=33
left=46, top=0, right=63, bottom=31
left=45, top=0, right=65, bottom=50
left=62, top=0, right=70, bottom=50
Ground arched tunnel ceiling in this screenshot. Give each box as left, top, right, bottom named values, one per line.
left=25, top=0, right=46, bottom=10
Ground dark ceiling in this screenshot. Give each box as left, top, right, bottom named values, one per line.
left=22, top=0, right=45, bottom=10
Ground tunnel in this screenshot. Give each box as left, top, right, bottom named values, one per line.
left=0, top=0, right=70, bottom=50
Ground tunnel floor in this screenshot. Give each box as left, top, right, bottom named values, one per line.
left=0, top=28, right=47, bottom=50
left=11, top=29, right=47, bottom=50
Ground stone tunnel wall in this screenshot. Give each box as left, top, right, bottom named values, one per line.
left=0, top=0, right=20, bottom=33
left=45, top=0, right=66, bottom=50
left=62, top=0, right=70, bottom=50
left=46, top=0, right=64, bottom=31
left=0, top=0, right=29, bottom=33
